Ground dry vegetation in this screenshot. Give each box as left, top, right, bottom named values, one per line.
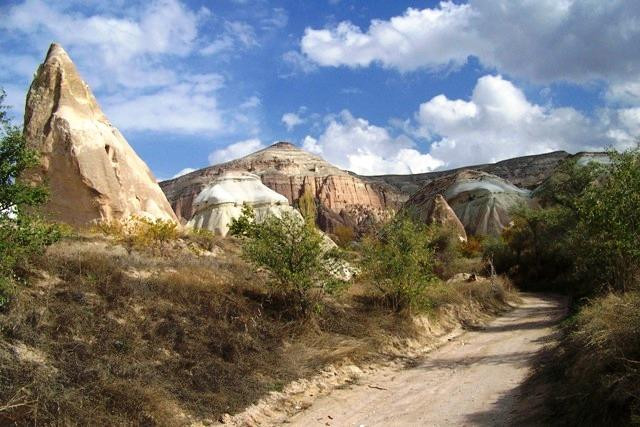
left=0, top=228, right=515, bottom=425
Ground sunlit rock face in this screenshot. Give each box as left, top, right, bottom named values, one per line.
left=187, top=171, right=302, bottom=236
left=406, top=170, right=533, bottom=237
left=161, top=142, right=402, bottom=233
left=430, top=195, right=468, bottom=242
left=22, top=43, right=177, bottom=226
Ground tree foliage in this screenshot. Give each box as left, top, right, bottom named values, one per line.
left=0, top=88, right=62, bottom=307
left=361, top=213, right=437, bottom=312
left=230, top=208, right=343, bottom=317
left=297, top=189, right=317, bottom=228
left=490, top=147, right=640, bottom=295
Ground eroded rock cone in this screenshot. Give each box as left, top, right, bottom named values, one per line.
left=430, top=194, right=467, bottom=242
left=23, top=43, right=177, bottom=226
left=407, top=170, right=533, bottom=236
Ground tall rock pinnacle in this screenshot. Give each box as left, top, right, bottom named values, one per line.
left=23, top=43, right=177, bottom=226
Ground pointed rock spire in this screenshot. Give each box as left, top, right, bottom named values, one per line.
left=23, top=43, right=177, bottom=226
left=430, top=194, right=467, bottom=242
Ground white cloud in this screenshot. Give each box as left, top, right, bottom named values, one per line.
left=200, top=20, right=258, bottom=56
left=301, top=110, right=443, bottom=175
left=240, top=95, right=261, bottom=109
left=172, top=167, right=196, bottom=178
left=417, top=75, right=637, bottom=168
left=281, top=112, right=305, bottom=131
left=104, top=73, right=225, bottom=134
left=0, top=0, right=259, bottom=136
left=281, top=50, right=318, bottom=75
left=300, top=1, right=640, bottom=88
left=260, top=8, right=288, bottom=30
left=301, top=3, right=478, bottom=72
left=208, top=138, right=266, bottom=164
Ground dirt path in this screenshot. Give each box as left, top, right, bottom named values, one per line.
left=287, top=294, right=566, bottom=427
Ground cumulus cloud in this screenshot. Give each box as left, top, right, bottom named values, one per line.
left=301, top=111, right=443, bottom=175
left=300, top=1, right=640, bottom=87
left=417, top=75, right=638, bottom=168
left=281, top=112, right=305, bottom=131
left=208, top=138, right=266, bottom=164
left=0, top=0, right=257, bottom=135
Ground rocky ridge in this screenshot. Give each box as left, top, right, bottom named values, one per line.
left=22, top=43, right=177, bottom=226
left=160, top=142, right=403, bottom=232
left=359, top=150, right=571, bottom=195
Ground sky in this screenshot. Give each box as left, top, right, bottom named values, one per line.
left=1, top=0, right=640, bottom=180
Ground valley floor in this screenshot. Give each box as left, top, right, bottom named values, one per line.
left=286, top=294, right=567, bottom=427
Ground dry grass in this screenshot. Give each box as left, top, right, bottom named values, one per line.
left=526, top=291, right=640, bottom=426
left=0, top=233, right=514, bottom=425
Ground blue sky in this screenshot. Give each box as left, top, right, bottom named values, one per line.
left=1, top=0, right=639, bottom=180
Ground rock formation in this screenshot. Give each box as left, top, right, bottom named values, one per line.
left=407, top=170, right=534, bottom=236
left=23, top=43, right=177, bottom=226
left=426, top=195, right=467, bottom=242
left=161, top=142, right=402, bottom=233
left=360, top=151, right=571, bottom=195
left=187, top=171, right=302, bottom=236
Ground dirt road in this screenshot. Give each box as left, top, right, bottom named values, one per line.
left=287, top=294, right=566, bottom=427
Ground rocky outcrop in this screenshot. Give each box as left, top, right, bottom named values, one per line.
left=427, top=195, right=467, bottom=242
left=360, top=151, right=571, bottom=195
left=407, top=170, right=534, bottom=236
left=23, top=43, right=177, bottom=226
left=188, top=171, right=301, bottom=236
left=161, top=142, right=403, bottom=233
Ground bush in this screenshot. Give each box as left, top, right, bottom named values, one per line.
left=230, top=208, right=345, bottom=318
left=360, top=214, right=437, bottom=312
left=0, top=88, right=61, bottom=307
left=490, top=148, right=640, bottom=296
left=333, top=224, right=355, bottom=248
left=297, top=189, right=317, bottom=228
left=95, top=216, right=178, bottom=255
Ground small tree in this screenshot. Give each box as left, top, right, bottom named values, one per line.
left=230, top=209, right=342, bottom=317
left=297, top=189, right=317, bottom=228
left=574, top=148, right=640, bottom=292
left=0, top=88, right=61, bottom=307
left=361, top=213, right=437, bottom=312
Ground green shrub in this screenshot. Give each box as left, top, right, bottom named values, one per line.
left=333, top=224, right=355, bottom=248
left=231, top=208, right=345, bottom=318
left=490, top=147, right=640, bottom=296
left=360, top=214, right=437, bottom=312
left=0, top=89, right=62, bottom=307
left=296, top=189, right=317, bottom=228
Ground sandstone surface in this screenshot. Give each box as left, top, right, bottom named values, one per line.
left=426, top=194, right=467, bottom=242
left=23, top=43, right=177, bottom=226
left=407, top=170, right=533, bottom=236
left=161, top=142, right=402, bottom=233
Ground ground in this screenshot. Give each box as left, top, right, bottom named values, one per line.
left=283, top=294, right=566, bottom=426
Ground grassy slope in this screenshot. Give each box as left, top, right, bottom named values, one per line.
left=0, top=234, right=514, bottom=425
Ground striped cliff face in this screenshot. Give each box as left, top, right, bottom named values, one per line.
left=159, top=142, right=404, bottom=233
